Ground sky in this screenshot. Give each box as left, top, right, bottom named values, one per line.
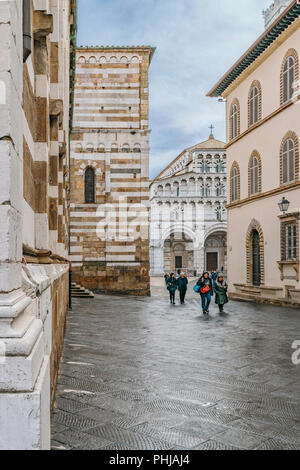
left=77, top=0, right=272, bottom=179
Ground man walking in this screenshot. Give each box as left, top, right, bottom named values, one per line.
left=177, top=272, right=188, bottom=304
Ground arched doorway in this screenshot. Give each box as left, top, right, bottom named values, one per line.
left=252, top=229, right=261, bottom=286
left=163, top=232, right=194, bottom=274
left=246, top=219, right=264, bottom=286
left=204, top=231, right=227, bottom=272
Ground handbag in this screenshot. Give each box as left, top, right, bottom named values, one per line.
left=201, top=285, right=210, bottom=294
left=193, top=285, right=200, bottom=293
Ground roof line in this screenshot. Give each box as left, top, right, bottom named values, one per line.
left=207, top=0, right=300, bottom=97
left=152, top=138, right=225, bottom=182
left=77, top=45, right=156, bottom=62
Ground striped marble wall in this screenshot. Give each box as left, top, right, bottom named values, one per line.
left=70, top=47, right=155, bottom=295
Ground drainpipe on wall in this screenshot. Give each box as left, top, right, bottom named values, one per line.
left=23, top=0, right=32, bottom=62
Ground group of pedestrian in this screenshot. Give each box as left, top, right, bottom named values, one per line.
left=165, top=271, right=188, bottom=305
left=164, top=269, right=228, bottom=315
left=196, top=271, right=228, bottom=315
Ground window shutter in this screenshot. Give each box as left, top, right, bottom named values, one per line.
left=282, top=143, right=288, bottom=184
left=288, top=141, right=295, bottom=182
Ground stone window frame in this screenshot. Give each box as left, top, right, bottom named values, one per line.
left=229, top=98, right=240, bottom=141
left=246, top=219, right=265, bottom=286
left=230, top=161, right=240, bottom=203
left=280, top=131, right=299, bottom=186
left=280, top=215, right=299, bottom=262
left=248, top=80, right=262, bottom=128
left=248, top=150, right=262, bottom=197
left=280, top=48, right=299, bottom=105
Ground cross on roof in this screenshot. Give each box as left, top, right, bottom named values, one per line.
left=209, top=124, right=215, bottom=139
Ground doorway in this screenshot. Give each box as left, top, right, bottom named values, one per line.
left=175, top=256, right=183, bottom=270
left=206, top=252, right=218, bottom=271
left=252, top=229, right=261, bottom=286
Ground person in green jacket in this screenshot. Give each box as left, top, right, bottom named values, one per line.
left=167, top=273, right=177, bottom=305
left=214, top=274, right=228, bottom=313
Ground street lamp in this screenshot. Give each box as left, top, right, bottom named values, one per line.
left=278, top=197, right=290, bottom=213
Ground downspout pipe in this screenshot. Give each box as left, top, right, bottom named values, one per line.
left=23, top=0, right=32, bottom=62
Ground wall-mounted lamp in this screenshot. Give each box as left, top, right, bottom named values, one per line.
left=278, top=197, right=290, bottom=214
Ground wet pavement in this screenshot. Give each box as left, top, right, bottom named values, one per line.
left=51, top=279, right=300, bottom=450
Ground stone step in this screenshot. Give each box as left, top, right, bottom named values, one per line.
left=71, top=283, right=94, bottom=298
left=72, top=293, right=94, bottom=298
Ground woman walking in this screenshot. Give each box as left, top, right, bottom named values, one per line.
left=197, top=272, right=213, bottom=315
left=167, top=273, right=177, bottom=305
left=214, top=274, right=228, bottom=313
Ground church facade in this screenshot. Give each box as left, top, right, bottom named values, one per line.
left=69, top=47, right=155, bottom=296
left=150, top=132, right=227, bottom=276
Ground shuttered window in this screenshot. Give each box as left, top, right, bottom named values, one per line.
left=283, top=56, right=295, bottom=103
left=285, top=223, right=297, bottom=260
left=250, top=156, right=259, bottom=195
left=230, top=104, right=238, bottom=139
left=249, top=86, right=259, bottom=126
left=231, top=167, right=239, bottom=202
left=282, top=139, right=295, bottom=184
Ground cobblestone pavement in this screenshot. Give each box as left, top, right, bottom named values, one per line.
left=51, top=279, right=300, bottom=450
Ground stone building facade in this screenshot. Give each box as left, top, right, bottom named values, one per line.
left=150, top=133, right=227, bottom=276
left=70, top=46, right=154, bottom=296
left=0, top=0, right=76, bottom=449
left=208, top=0, right=300, bottom=306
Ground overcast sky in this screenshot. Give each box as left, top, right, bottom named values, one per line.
left=77, top=0, right=272, bottom=179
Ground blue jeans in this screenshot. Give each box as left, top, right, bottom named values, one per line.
left=201, top=292, right=211, bottom=312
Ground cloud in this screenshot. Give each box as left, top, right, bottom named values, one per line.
left=77, top=0, right=273, bottom=178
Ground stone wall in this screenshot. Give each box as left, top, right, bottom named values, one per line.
left=70, top=48, right=155, bottom=296
left=0, top=0, right=76, bottom=450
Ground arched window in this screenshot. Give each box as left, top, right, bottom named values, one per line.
left=230, top=100, right=240, bottom=140
left=84, top=167, right=95, bottom=203
left=230, top=163, right=240, bottom=202
left=205, top=183, right=211, bottom=197
left=281, top=50, right=298, bottom=104
left=249, top=152, right=261, bottom=196
left=283, top=56, right=295, bottom=103
left=249, top=82, right=261, bottom=126
left=282, top=138, right=295, bottom=184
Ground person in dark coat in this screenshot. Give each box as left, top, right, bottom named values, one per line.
left=177, top=272, right=188, bottom=304
left=214, top=274, right=228, bottom=312
left=167, top=273, right=177, bottom=304
left=211, top=270, right=218, bottom=286
left=164, top=273, right=169, bottom=286
left=197, top=272, right=213, bottom=315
